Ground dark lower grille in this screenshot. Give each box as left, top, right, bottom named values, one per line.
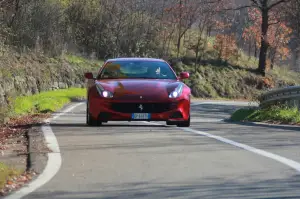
left=169, top=111, right=183, bottom=118
left=111, top=103, right=175, bottom=113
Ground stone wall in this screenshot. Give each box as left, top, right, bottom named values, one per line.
left=0, top=54, right=98, bottom=106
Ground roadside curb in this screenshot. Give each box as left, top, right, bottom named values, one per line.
left=26, top=125, right=49, bottom=174
left=26, top=101, right=86, bottom=174
left=2, top=102, right=84, bottom=199
left=1, top=125, right=49, bottom=198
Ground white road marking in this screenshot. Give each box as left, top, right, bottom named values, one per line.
left=5, top=101, right=300, bottom=199
left=190, top=118, right=225, bottom=122
left=142, top=121, right=163, bottom=126
left=4, top=103, right=84, bottom=199
left=144, top=121, right=300, bottom=173
left=180, top=127, right=300, bottom=172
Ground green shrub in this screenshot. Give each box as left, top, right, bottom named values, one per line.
left=230, top=108, right=257, bottom=122
left=231, top=105, right=300, bottom=124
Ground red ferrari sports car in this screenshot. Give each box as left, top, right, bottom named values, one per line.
left=84, top=57, right=191, bottom=127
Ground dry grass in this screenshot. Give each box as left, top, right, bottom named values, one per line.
left=0, top=163, right=23, bottom=191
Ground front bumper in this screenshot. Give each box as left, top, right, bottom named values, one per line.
left=88, top=98, right=190, bottom=122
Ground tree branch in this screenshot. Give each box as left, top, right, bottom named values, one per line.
left=221, top=5, right=252, bottom=11
left=269, top=0, right=292, bottom=10
left=268, top=21, right=281, bottom=25
left=250, top=0, right=261, bottom=7
left=221, top=3, right=260, bottom=11
left=0, top=0, right=7, bottom=5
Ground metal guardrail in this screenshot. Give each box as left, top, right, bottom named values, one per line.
left=259, top=86, right=300, bottom=108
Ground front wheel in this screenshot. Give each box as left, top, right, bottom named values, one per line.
left=166, top=121, right=176, bottom=125
left=86, top=103, right=102, bottom=126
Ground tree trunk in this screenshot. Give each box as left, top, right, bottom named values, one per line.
left=176, top=0, right=183, bottom=58
left=8, top=0, right=21, bottom=27
left=295, top=49, right=300, bottom=71
left=248, top=40, right=252, bottom=59
left=270, top=56, right=275, bottom=70
left=207, top=26, right=211, bottom=37
left=258, top=7, right=269, bottom=76
left=194, top=48, right=199, bottom=73
left=176, top=35, right=181, bottom=58
left=194, top=36, right=202, bottom=70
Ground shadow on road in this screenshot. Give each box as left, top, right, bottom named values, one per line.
left=191, top=103, right=251, bottom=121
left=24, top=174, right=300, bottom=199
left=49, top=123, right=168, bottom=128
left=194, top=103, right=300, bottom=132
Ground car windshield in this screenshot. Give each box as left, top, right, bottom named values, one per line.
left=97, top=60, right=177, bottom=80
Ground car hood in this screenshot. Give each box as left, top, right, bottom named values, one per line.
left=95, top=79, right=182, bottom=100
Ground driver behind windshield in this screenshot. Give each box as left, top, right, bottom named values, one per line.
left=99, top=61, right=176, bottom=79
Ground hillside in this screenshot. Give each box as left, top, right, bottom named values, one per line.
left=173, top=53, right=300, bottom=100
left=1, top=0, right=299, bottom=110
left=0, top=52, right=101, bottom=122
left=1, top=48, right=299, bottom=117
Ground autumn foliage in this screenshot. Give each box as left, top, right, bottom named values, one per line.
left=213, top=34, right=239, bottom=61
left=242, top=8, right=292, bottom=62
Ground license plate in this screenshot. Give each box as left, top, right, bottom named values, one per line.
left=132, top=113, right=151, bottom=120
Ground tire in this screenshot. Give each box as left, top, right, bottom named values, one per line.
left=86, top=103, right=102, bottom=126
left=166, top=121, right=175, bottom=125
left=176, top=116, right=190, bottom=127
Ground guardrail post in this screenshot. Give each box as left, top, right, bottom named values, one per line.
left=291, top=99, right=299, bottom=109
left=289, top=100, right=294, bottom=108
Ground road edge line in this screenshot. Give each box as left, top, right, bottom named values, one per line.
left=143, top=121, right=300, bottom=173
left=3, top=102, right=84, bottom=199
left=181, top=127, right=300, bottom=172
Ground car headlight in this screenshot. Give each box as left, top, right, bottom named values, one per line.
left=96, top=84, right=113, bottom=98
left=169, top=84, right=183, bottom=98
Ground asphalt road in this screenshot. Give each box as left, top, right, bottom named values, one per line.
left=20, top=101, right=300, bottom=199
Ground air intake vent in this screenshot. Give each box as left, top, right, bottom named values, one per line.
left=169, top=111, right=183, bottom=119
left=111, top=103, right=173, bottom=113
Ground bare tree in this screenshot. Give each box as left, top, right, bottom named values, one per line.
left=249, top=0, right=292, bottom=76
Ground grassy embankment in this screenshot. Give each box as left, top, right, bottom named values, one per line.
left=169, top=36, right=300, bottom=101
left=5, top=55, right=93, bottom=117
left=0, top=54, right=101, bottom=122
left=0, top=55, right=99, bottom=192
left=171, top=35, right=300, bottom=124
left=3, top=41, right=300, bottom=125
left=0, top=88, right=86, bottom=191
left=231, top=105, right=300, bottom=125
left=10, top=54, right=299, bottom=125
left=13, top=88, right=86, bottom=115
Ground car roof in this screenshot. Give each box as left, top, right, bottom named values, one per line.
left=106, top=57, right=166, bottom=62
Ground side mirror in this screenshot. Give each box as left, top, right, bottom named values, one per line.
left=179, top=72, right=189, bottom=79
left=84, top=72, right=94, bottom=79
left=168, top=60, right=174, bottom=67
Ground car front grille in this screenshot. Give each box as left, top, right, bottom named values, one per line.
left=111, top=103, right=175, bottom=113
